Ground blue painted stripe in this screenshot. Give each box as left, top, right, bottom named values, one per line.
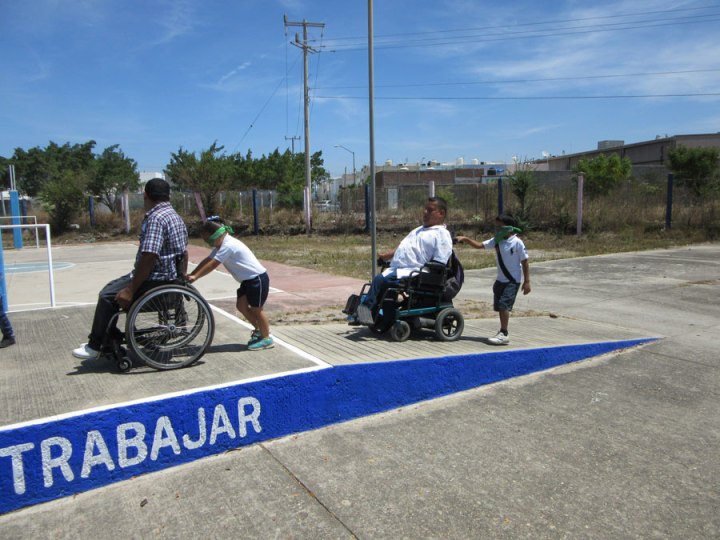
left=0, top=338, right=655, bottom=514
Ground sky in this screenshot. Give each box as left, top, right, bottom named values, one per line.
left=1, top=0, right=719, bottom=178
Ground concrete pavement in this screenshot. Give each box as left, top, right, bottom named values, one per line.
left=0, top=242, right=718, bottom=538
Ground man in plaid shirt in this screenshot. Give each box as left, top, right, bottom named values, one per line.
left=73, top=178, right=188, bottom=360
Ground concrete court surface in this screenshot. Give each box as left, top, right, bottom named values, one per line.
left=0, top=242, right=719, bottom=538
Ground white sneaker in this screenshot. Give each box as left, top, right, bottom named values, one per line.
left=72, top=343, right=101, bottom=359
left=487, top=331, right=509, bottom=345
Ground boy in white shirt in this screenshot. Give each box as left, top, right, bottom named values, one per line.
left=187, top=217, right=273, bottom=350
left=456, top=214, right=531, bottom=345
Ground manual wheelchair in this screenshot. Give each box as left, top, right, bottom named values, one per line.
left=344, top=259, right=464, bottom=343
left=102, top=280, right=215, bottom=372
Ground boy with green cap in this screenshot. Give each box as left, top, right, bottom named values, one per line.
left=456, top=214, right=531, bottom=345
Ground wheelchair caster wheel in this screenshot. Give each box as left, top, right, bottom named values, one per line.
left=435, top=308, right=464, bottom=342
left=390, top=320, right=411, bottom=342
left=118, top=358, right=133, bottom=373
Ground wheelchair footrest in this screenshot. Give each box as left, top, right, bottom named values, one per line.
left=356, top=304, right=374, bottom=325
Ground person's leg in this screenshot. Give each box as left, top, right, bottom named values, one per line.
left=249, top=307, right=270, bottom=337
left=499, top=309, right=510, bottom=333
left=0, top=309, right=14, bottom=339
left=246, top=273, right=273, bottom=350
left=363, top=271, right=398, bottom=309
left=87, top=274, right=132, bottom=350
left=489, top=281, right=518, bottom=345
left=236, top=294, right=254, bottom=325
left=0, top=305, right=15, bottom=347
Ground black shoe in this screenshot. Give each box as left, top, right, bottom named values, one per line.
left=0, top=336, right=16, bottom=348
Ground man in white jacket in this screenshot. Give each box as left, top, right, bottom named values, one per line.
left=358, top=197, right=453, bottom=321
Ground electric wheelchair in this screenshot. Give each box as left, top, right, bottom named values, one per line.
left=102, top=280, right=215, bottom=372
left=344, top=257, right=464, bottom=343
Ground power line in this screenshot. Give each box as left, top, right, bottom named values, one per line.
left=314, top=4, right=720, bottom=46
left=314, top=93, right=720, bottom=101
left=326, top=14, right=720, bottom=52
left=314, top=68, right=720, bottom=91
left=313, top=4, right=720, bottom=43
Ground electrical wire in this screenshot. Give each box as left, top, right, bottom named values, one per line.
left=314, top=93, right=720, bottom=101
left=313, top=4, right=720, bottom=43
left=314, top=68, right=720, bottom=91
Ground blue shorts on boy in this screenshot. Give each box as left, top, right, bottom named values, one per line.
left=210, top=235, right=270, bottom=307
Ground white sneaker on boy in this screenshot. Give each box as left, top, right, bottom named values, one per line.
left=487, top=331, right=509, bottom=345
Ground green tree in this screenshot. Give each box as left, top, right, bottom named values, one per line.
left=88, top=144, right=141, bottom=212
left=10, top=141, right=96, bottom=196
left=38, top=170, right=86, bottom=233
left=165, top=142, right=234, bottom=216
left=666, top=145, right=720, bottom=199
left=506, top=159, right=537, bottom=220
left=573, top=153, right=632, bottom=196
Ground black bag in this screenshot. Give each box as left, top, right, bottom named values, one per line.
left=343, top=294, right=360, bottom=315
left=442, top=251, right=464, bottom=301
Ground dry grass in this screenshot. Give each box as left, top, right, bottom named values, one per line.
left=207, top=227, right=713, bottom=281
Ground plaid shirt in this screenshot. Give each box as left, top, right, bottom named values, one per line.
left=135, top=202, right=188, bottom=281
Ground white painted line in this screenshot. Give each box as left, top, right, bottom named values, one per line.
left=209, top=304, right=333, bottom=369
left=187, top=262, right=284, bottom=293
left=0, top=302, right=333, bottom=431
left=0, top=363, right=329, bottom=432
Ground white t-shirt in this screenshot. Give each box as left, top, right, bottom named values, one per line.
left=210, top=235, right=267, bottom=283
left=387, top=224, right=453, bottom=278
left=483, top=235, right=528, bottom=283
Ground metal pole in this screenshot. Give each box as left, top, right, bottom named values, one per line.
left=302, top=22, right=312, bottom=234
left=497, top=177, right=504, bottom=215
left=10, top=191, right=22, bottom=249
left=665, top=173, right=673, bottom=230
left=284, top=16, right=324, bottom=233
left=0, top=228, right=6, bottom=312
left=368, top=0, right=377, bottom=278
left=577, top=173, right=584, bottom=236
left=252, top=189, right=260, bottom=235
left=45, top=224, right=56, bottom=307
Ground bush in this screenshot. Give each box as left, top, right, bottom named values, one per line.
left=38, top=171, right=86, bottom=233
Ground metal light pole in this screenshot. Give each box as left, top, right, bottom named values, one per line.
left=334, top=144, right=356, bottom=185
left=368, top=0, right=377, bottom=278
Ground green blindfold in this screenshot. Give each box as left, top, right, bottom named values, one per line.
left=494, top=225, right=522, bottom=244
left=206, top=225, right=234, bottom=246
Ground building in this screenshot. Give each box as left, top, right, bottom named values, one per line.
left=541, top=133, right=720, bottom=171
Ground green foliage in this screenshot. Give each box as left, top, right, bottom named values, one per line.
left=506, top=160, right=537, bottom=220
left=38, top=170, right=87, bottom=233
left=165, top=142, right=235, bottom=216
left=10, top=141, right=96, bottom=196
left=666, top=145, right=720, bottom=199
left=573, top=153, right=632, bottom=196
left=436, top=187, right=457, bottom=209
left=87, top=144, right=141, bottom=212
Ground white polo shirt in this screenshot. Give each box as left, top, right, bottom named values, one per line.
left=387, top=224, right=453, bottom=278
left=210, top=235, right=267, bottom=283
left=483, top=235, right=528, bottom=283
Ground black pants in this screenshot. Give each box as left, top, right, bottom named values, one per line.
left=88, top=274, right=169, bottom=350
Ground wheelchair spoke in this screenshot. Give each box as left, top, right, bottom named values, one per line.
left=126, top=285, right=214, bottom=370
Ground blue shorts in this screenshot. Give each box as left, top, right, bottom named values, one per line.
left=237, top=272, right=270, bottom=308
left=493, top=280, right=520, bottom=312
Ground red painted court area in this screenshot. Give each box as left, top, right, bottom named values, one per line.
left=186, top=244, right=364, bottom=315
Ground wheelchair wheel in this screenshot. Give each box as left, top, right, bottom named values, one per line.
left=390, top=320, right=411, bottom=342
left=126, top=284, right=215, bottom=370
left=434, top=308, right=464, bottom=342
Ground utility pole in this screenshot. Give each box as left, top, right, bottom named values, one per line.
left=285, top=135, right=300, bottom=154
left=284, top=15, right=325, bottom=234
